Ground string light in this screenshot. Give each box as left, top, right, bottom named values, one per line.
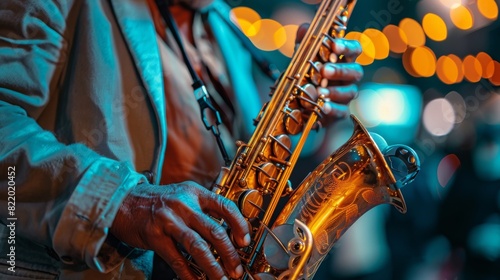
left=232, top=3, right=498, bottom=87
left=399, top=18, right=426, bottom=47
left=477, top=0, right=499, bottom=20
left=383, top=24, right=408, bottom=54
left=422, top=13, right=447, bottom=42
left=362, top=28, right=390, bottom=60
left=450, top=5, right=474, bottom=30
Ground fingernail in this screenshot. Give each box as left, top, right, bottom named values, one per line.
left=323, top=102, right=332, bottom=114
left=333, top=39, right=345, bottom=53
left=235, top=265, right=244, bottom=277
left=318, top=87, right=329, bottom=98
left=243, top=233, right=251, bottom=246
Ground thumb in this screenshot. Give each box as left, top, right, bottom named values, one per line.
left=295, top=23, right=310, bottom=45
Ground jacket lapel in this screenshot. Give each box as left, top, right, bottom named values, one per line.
left=204, top=1, right=262, bottom=138
left=109, top=0, right=166, bottom=183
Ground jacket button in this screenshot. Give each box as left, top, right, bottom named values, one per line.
left=141, top=170, right=154, bottom=183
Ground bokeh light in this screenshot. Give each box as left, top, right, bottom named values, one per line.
left=450, top=5, right=474, bottom=30
left=402, top=49, right=419, bottom=77
left=423, top=98, right=455, bottom=136
left=349, top=83, right=422, bottom=133
left=437, top=154, right=461, bottom=188
left=362, top=29, right=390, bottom=60
left=411, top=46, right=437, bottom=77
left=445, top=91, right=466, bottom=124
left=375, top=89, right=406, bottom=123
left=344, top=31, right=376, bottom=65
left=383, top=24, right=408, bottom=54
left=399, top=18, right=426, bottom=47
left=422, top=13, right=448, bottom=42
left=350, top=89, right=382, bottom=127
left=248, top=19, right=286, bottom=51
left=462, top=55, right=483, bottom=82
left=476, top=52, right=494, bottom=78
left=278, top=25, right=299, bottom=57
left=436, top=56, right=458, bottom=84
left=489, top=61, right=500, bottom=86
left=230, top=7, right=262, bottom=37
left=448, top=54, right=464, bottom=83
left=477, top=0, right=499, bottom=20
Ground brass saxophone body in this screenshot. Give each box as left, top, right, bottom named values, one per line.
left=192, top=0, right=420, bottom=279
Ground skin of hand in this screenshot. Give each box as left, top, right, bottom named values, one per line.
left=110, top=181, right=251, bottom=280
left=296, top=24, right=364, bottom=126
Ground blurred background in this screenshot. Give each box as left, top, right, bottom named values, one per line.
left=224, top=0, right=500, bottom=279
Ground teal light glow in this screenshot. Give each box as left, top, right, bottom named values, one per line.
left=349, top=83, right=422, bottom=144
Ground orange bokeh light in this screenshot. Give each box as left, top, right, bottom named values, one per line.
left=476, top=52, right=495, bottom=79
left=383, top=24, right=408, bottom=54
left=248, top=19, right=286, bottom=51
left=477, top=0, right=499, bottom=20
left=399, top=18, right=426, bottom=47
left=450, top=5, right=474, bottom=30
left=278, top=25, right=299, bottom=58
left=489, top=61, right=500, bottom=86
left=448, top=54, right=464, bottom=83
left=230, top=7, right=262, bottom=37
left=411, top=46, right=437, bottom=77
left=363, top=28, right=390, bottom=60
left=462, top=55, right=482, bottom=82
left=437, top=56, right=459, bottom=84
left=422, top=13, right=448, bottom=42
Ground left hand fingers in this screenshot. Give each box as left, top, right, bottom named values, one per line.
left=329, top=38, right=362, bottom=61
left=318, top=84, right=358, bottom=105
left=320, top=62, right=364, bottom=84
left=321, top=101, right=349, bottom=121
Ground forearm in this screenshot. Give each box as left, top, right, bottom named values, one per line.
left=0, top=0, right=146, bottom=272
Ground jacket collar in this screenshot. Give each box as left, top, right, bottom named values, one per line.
left=109, top=0, right=167, bottom=182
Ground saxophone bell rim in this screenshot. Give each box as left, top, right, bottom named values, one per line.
left=350, top=114, right=408, bottom=214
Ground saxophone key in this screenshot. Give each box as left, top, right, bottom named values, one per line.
left=284, top=109, right=303, bottom=135
left=297, top=83, right=319, bottom=111
left=237, top=189, right=264, bottom=219
left=307, top=61, right=323, bottom=86
left=271, top=134, right=292, bottom=161
left=256, top=162, right=280, bottom=193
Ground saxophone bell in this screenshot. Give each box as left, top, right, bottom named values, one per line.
left=262, top=115, right=420, bottom=279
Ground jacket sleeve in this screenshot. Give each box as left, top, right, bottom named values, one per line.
left=0, top=0, right=145, bottom=272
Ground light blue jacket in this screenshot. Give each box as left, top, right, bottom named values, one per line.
left=0, top=0, right=262, bottom=278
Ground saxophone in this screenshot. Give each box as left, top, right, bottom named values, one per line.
left=190, top=0, right=420, bottom=279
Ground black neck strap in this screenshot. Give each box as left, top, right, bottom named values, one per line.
left=154, top=0, right=231, bottom=167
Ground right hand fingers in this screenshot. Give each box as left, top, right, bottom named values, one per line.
left=155, top=208, right=228, bottom=280
left=189, top=205, right=244, bottom=279
left=160, top=183, right=248, bottom=279
left=199, top=189, right=251, bottom=248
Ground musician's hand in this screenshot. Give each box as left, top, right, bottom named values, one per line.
left=296, top=23, right=363, bottom=125
left=110, top=181, right=250, bottom=280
